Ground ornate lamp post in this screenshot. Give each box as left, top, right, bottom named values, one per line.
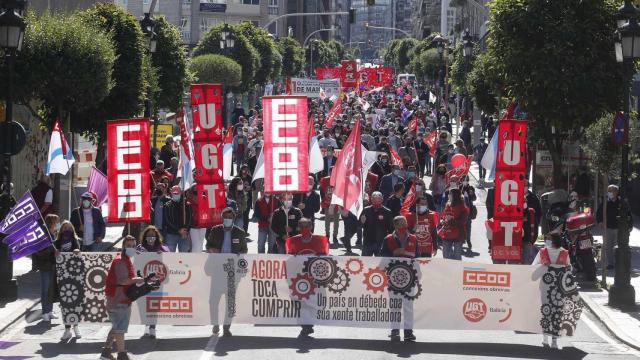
left=610, top=0, right=640, bottom=307
left=219, top=23, right=235, bottom=127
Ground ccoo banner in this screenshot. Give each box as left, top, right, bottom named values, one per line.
left=263, top=96, right=309, bottom=193
left=57, top=253, right=583, bottom=337
left=191, top=84, right=225, bottom=227
left=107, top=119, right=150, bottom=222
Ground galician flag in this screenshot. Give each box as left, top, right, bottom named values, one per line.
left=45, top=120, right=75, bottom=176
left=309, top=119, right=324, bottom=174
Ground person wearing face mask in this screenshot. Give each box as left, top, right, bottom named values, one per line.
left=370, top=153, right=392, bottom=179
left=410, top=197, right=439, bottom=257
left=360, top=192, right=394, bottom=256
left=238, top=166, right=253, bottom=232
left=293, top=176, right=321, bottom=229
left=438, top=188, right=469, bottom=260
left=205, top=207, right=248, bottom=337
left=254, top=192, right=280, bottom=253
left=532, top=233, right=570, bottom=350
left=376, top=136, right=391, bottom=155
left=385, top=183, right=405, bottom=218
left=150, top=160, right=174, bottom=187
left=227, top=177, right=248, bottom=230
left=318, top=129, right=338, bottom=149
left=136, top=226, right=168, bottom=339
left=160, top=135, right=177, bottom=167
left=596, top=184, right=632, bottom=270
left=460, top=176, right=477, bottom=252
left=387, top=127, right=402, bottom=151
left=162, top=186, right=193, bottom=253
left=361, top=126, right=376, bottom=150
left=33, top=214, right=61, bottom=323
left=380, top=216, right=417, bottom=342
left=31, top=174, right=54, bottom=217
left=319, top=175, right=340, bottom=245
left=320, top=145, right=338, bottom=178
left=429, top=165, right=447, bottom=213
left=403, top=165, right=419, bottom=195
left=101, top=236, right=144, bottom=360
left=398, top=136, right=418, bottom=167
left=70, top=192, right=106, bottom=252
left=232, top=127, right=249, bottom=173
left=379, top=165, right=406, bottom=202
left=55, top=221, right=83, bottom=340
left=270, top=194, right=303, bottom=254
left=151, top=184, right=170, bottom=236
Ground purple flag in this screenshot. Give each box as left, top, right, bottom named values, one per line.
left=4, top=220, right=52, bottom=261
left=0, top=192, right=40, bottom=235
left=87, top=166, right=108, bottom=207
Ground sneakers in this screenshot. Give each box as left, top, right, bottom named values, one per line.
left=143, top=326, right=156, bottom=339
left=49, top=312, right=58, bottom=319
left=551, top=339, right=562, bottom=350
left=213, top=325, right=220, bottom=335
left=60, top=329, right=72, bottom=341
left=42, top=313, right=50, bottom=322
left=73, top=325, right=81, bottom=339
left=389, top=332, right=401, bottom=342
left=100, top=347, right=115, bottom=360
left=222, top=329, right=232, bottom=337
left=116, top=352, right=130, bottom=360
left=404, top=331, right=416, bottom=342
left=149, top=327, right=156, bottom=339
left=299, top=326, right=314, bottom=337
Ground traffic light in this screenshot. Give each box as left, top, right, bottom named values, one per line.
left=367, top=0, right=375, bottom=5
left=349, top=8, right=356, bottom=23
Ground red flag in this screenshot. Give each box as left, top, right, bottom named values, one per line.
left=400, top=183, right=416, bottom=218
left=175, top=109, right=191, bottom=160
left=223, top=127, right=233, bottom=145
left=389, top=146, right=403, bottom=167
left=329, top=122, right=363, bottom=216
left=408, top=116, right=418, bottom=132
left=423, top=131, right=438, bottom=157
left=325, top=96, right=342, bottom=129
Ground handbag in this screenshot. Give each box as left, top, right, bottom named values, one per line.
left=126, top=271, right=161, bottom=302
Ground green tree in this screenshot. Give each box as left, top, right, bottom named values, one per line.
left=151, top=16, right=189, bottom=112
left=449, top=42, right=474, bottom=94
left=305, top=40, right=335, bottom=69
left=77, top=3, right=146, bottom=125
left=327, top=40, right=345, bottom=64
left=194, top=23, right=259, bottom=92
left=234, top=22, right=279, bottom=85
left=396, top=38, right=419, bottom=71
left=410, top=48, right=443, bottom=81
left=189, top=54, right=242, bottom=87
left=489, top=0, right=626, bottom=187
left=382, top=39, right=402, bottom=68
left=13, top=12, right=115, bottom=131
left=467, top=50, right=502, bottom=115
left=278, top=37, right=305, bottom=77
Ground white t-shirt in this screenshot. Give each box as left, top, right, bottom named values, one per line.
left=82, top=208, right=94, bottom=246
left=222, top=230, right=232, bottom=253
left=44, top=189, right=53, bottom=204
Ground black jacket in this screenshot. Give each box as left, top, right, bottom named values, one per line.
left=597, top=198, right=632, bottom=229
left=385, top=194, right=403, bottom=218
left=205, top=225, right=248, bottom=254
left=293, top=191, right=321, bottom=220
left=163, top=198, right=193, bottom=235
left=320, top=156, right=338, bottom=178
left=361, top=206, right=394, bottom=247
left=271, top=207, right=303, bottom=239
left=70, top=207, right=106, bottom=241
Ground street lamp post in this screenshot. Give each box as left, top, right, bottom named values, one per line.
left=462, top=29, right=478, bottom=146
left=219, top=23, right=235, bottom=127
left=0, top=0, right=26, bottom=303
left=140, top=13, right=158, bottom=145
left=610, top=0, right=639, bottom=307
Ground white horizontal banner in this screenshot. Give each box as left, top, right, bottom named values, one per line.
left=56, top=253, right=582, bottom=336
left=289, top=78, right=340, bottom=99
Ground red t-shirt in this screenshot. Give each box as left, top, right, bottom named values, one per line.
left=285, top=235, right=329, bottom=255
left=414, top=211, right=438, bottom=256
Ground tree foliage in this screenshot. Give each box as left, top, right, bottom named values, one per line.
left=13, top=12, right=115, bottom=130
left=151, top=16, right=188, bottom=112
left=189, top=54, right=242, bottom=87
left=193, top=23, right=259, bottom=92
left=327, top=40, right=345, bottom=64
left=449, top=42, right=474, bottom=94
left=467, top=50, right=502, bottom=115
left=278, top=37, right=305, bottom=78
left=234, top=22, right=279, bottom=85
left=488, top=0, right=627, bottom=187
left=382, top=39, right=402, bottom=68
left=410, top=48, right=443, bottom=81
left=305, top=40, right=338, bottom=68
left=77, top=3, right=146, bottom=123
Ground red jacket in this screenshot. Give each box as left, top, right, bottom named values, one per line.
left=105, top=254, right=135, bottom=305
left=319, top=176, right=333, bottom=209
left=382, top=232, right=418, bottom=258
left=285, top=235, right=329, bottom=255
left=255, top=197, right=280, bottom=229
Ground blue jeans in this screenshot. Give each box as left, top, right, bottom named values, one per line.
left=40, top=270, right=53, bottom=314
left=442, top=240, right=463, bottom=260
left=258, top=228, right=276, bottom=254
left=165, top=233, right=190, bottom=252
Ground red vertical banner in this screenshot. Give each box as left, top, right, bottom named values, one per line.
left=360, top=67, right=394, bottom=87
left=341, top=60, right=358, bottom=89
left=263, top=96, right=309, bottom=193
left=191, top=84, right=225, bottom=227
left=491, top=118, right=528, bottom=262
left=316, top=67, right=343, bottom=80
left=107, top=119, right=150, bottom=223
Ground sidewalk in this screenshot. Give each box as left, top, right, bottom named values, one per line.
left=579, top=217, right=640, bottom=350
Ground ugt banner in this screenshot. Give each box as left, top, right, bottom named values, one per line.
left=491, top=119, right=528, bottom=261
left=359, top=67, right=394, bottom=87
left=191, top=84, right=225, bottom=227
left=107, top=119, right=150, bottom=222
left=263, top=96, right=309, bottom=193
left=56, top=253, right=583, bottom=338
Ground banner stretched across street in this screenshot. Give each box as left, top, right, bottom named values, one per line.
left=287, top=78, right=340, bottom=99
left=56, top=253, right=583, bottom=336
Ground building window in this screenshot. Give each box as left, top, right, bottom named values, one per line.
left=183, top=0, right=191, bottom=4
left=243, top=0, right=259, bottom=4
left=268, top=0, right=278, bottom=15
left=200, top=17, right=218, bottom=32
left=181, top=16, right=190, bottom=29
left=446, top=9, right=455, bottom=36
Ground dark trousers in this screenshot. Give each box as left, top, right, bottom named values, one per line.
left=341, top=215, right=362, bottom=252
left=478, top=165, right=486, bottom=179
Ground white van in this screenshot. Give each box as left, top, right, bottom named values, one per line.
left=397, top=73, right=416, bottom=84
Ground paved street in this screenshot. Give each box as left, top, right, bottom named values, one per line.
left=1, top=171, right=639, bottom=359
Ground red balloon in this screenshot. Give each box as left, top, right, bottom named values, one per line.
left=451, top=154, right=466, bottom=169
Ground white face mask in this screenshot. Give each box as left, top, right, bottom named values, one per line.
left=145, top=236, right=156, bottom=246
left=418, top=205, right=428, bottom=213
left=607, top=192, right=615, bottom=201
left=82, top=200, right=92, bottom=208
left=416, top=185, right=423, bottom=192
left=283, top=200, right=292, bottom=208
left=125, top=247, right=136, bottom=258
left=55, top=223, right=61, bottom=232
left=172, top=195, right=181, bottom=202
left=545, top=240, right=553, bottom=249
left=223, top=218, right=234, bottom=227
left=237, top=185, right=244, bottom=191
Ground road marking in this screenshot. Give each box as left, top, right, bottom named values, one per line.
left=197, top=333, right=219, bottom=360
